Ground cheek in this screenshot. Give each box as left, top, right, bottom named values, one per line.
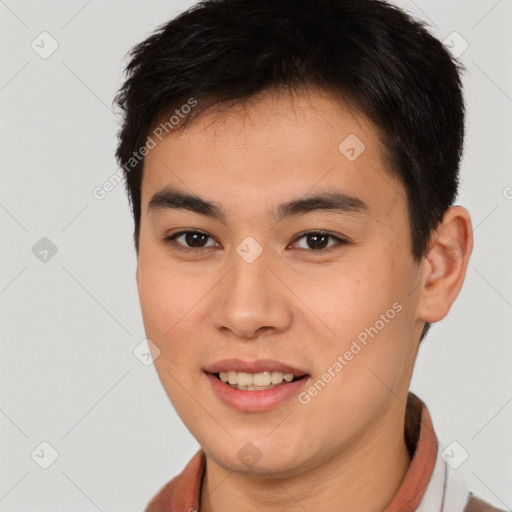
left=138, top=270, right=173, bottom=331
left=304, top=252, right=413, bottom=375
left=137, top=257, right=227, bottom=382
left=137, top=265, right=207, bottom=400
left=137, top=261, right=203, bottom=344
left=139, top=242, right=195, bottom=305
left=295, top=259, right=390, bottom=340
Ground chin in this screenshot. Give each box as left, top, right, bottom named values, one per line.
left=204, top=438, right=312, bottom=479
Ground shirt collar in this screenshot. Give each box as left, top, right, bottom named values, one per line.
left=385, top=392, right=438, bottom=511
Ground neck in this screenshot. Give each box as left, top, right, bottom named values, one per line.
left=200, top=401, right=412, bottom=512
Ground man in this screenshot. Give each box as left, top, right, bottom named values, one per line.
left=115, top=0, right=504, bottom=510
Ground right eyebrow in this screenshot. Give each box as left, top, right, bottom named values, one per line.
left=148, top=187, right=227, bottom=222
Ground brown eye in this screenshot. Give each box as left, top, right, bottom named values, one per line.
left=164, top=230, right=217, bottom=250
left=182, top=232, right=210, bottom=247
left=305, top=233, right=329, bottom=250
left=292, top=231, right=348, bottom=252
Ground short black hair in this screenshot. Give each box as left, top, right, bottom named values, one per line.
left=115, top=0, right=466, bottom=341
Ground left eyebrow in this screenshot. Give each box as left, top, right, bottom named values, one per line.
left=271, top=189, right=370, bottom=224
left=147, top=186, right=370, bottom=223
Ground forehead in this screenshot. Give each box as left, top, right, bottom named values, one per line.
left=141, top=88, right=406, bottom=221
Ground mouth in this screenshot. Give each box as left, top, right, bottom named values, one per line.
left=204, top=358, right=310, bottom=409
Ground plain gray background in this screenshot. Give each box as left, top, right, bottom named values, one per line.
left=1, top=0, right=511, bottom=510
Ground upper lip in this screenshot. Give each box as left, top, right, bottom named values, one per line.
left=205, top=358, right=309, bottom=378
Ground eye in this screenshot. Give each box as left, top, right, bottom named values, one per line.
left=163, top=230, right=349, bottom=253
left=291, top=231, right=348, bottom=252
left=164, top=230, right=218, bottom=251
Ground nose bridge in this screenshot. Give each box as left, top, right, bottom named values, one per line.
left=212, top=239, right=291, bottom=338
left=231, top=244, right=270, bottom=296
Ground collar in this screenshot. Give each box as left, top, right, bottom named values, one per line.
left=145, top=392, right=460, bottom=512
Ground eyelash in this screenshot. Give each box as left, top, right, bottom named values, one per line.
left=162, top=230, right=349, bottom=254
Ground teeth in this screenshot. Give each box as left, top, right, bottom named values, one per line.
left=253, top=372, right=271, bottom=386
left=218, top=370, right=295, bottom=387
left=237, top=372, right=253, bottom=386
left=271, top=371, right=284, bottom=384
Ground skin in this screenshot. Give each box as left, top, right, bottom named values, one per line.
left=136, top=87, right=473, bottom=512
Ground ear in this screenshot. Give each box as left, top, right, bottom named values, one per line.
left=415, top=206, right=473, bottom=323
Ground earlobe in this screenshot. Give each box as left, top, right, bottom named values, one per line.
left=416, top=206, right=473, bottom=323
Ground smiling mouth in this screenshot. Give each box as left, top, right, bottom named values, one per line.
left=212, top=370, right=309, bottom=391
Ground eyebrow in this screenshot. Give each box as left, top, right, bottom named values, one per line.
left=147, top=186, right=370, bottom=223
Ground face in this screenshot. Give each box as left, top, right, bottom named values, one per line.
left=136, top=88, right=425, bottom=477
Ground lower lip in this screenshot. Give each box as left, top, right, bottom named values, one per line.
left=206, top=373, right=310, bottom=412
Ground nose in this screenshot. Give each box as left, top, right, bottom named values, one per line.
left=211, top=247, right=293, bottom=340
